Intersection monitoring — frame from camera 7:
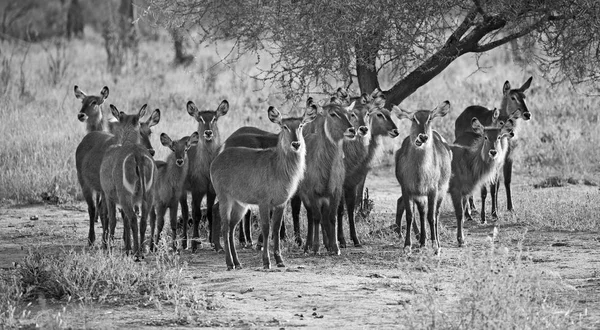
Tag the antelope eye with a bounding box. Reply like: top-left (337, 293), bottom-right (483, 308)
top-left (283, 125), bottom-right (290, 131)
top-left (484, 136), bottom-right (489, 140)
top-left (376, 113), bottom-right (383, 118)
top-left (329, 113), bottom-right (336, 117)
top-left (499, 121), bottom-right (505, 126)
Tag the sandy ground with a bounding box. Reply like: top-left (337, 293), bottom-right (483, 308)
top-left (0, 170), bottom-right (599, 328)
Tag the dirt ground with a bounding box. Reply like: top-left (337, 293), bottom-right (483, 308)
top-left (1, 170), bottom-right (599, 329)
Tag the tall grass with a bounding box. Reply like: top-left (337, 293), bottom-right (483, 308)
top-left (0, 28), bottom-right (598, 203)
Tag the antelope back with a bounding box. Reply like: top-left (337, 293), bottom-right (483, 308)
top-left (75, 85), bottom-right (109, 132)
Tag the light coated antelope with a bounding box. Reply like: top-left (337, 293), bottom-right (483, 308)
top-left (393, 101), bottom-right (452, 254)
top-left (181, 100), bottom-right (229, 251)
top-left (454, 77), bottom-right (532, 220)
top-left (149, 132), bottom-right (199, 251)
top-left (76, 106), bottom-right (160, 246)
top-left (99, 105), bottom-right (158, 259)
top-left (210, 106), bottom-right (317, 270)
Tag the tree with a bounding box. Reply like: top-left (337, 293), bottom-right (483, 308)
top-left (66, 0), bottom-right (84, 39)
top-left (149, 0), bottom-right (600, 105)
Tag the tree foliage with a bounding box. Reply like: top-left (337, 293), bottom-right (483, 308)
top-left (150, 0), bottom-right (600, 105)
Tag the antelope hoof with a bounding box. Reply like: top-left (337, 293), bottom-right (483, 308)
top-left (338, 239), bottom-right (347, 249)
top-left (403, 245), bottom-right (412, 255)
top-left (466, 215), bottom-right (474, 222)
top-left (276, 262), bottom-right (286, 268)
top-left (263, 264), bottom-right (271, 270)
top-left (491, 212), bottom-right (498, 219)
top-left (480, 219), bottom-right (487, 225)
top-left (295, 237), bottom-right (303, 247)
top-left (243, 243), bottom-right (253, 249)
top-left (354, 242), bottom-right (363, 248)
top-left (227, 266), bottom-right (234, 271)
top-left (457, 238), bottom-right (465, 247)
top-left (330, 246), bottom-right (341, 256)
top-left (214, 245), bottom-right (223, 253)
top-left (235, 264), bottom-right (243, 270)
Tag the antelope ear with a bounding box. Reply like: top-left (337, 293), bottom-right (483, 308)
top-left (492, 108), bottom-right (500, 120)
top-left (160, 133), bottom-right (172, 147)
top-left (432, 100), bottom-right (451, 119)
top-left (345, 101), bottom-right (356, 112)
top-left (109, 104), bottom-right (120, 120)
top-left (303, 104), bottom-right (318, 124)
top-left (503, 81), bottom-right (511, 95)
top-left (520, 76), bottom-right (532, 92)
top-left (188, 131), bottom-right (200, 147)
top-left (392, 105), bottom-right (411, 120)
top-left (186, 101), bottom-right (198, 117)
top-left (336, 87), bottom-right (348, 100)
top-left (216, 100), bottom-right (229, 117)
top-left (138, 104), bottom-right (148, 118)
top-left (267, 106), bottom-right (282, 125)
top-left (74, 85), bottom-right (86, 100)
top-left (471, 117), bottom-right (484, 133)
top-left (147, 109), bottom-right (161, 127)
top-left (99, 86), bottom-right (109, 103)
top-left (306, 97), bottom-right (315, 108)
top-left (330, 96), bottom-right (342, 105)
top-left (370, 88), bottom-right (383, 100)
top-left (360, 93), bottom-right (370, 105)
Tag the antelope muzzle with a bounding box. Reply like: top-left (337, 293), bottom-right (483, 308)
top-left (344, 127), bottom-right (356, 139)
top-left (415, 133), bottom-right (428, 147)
top-left (489, 149), bottom-right (498, 159)
top-left (204, 130), bottom-right (214, 141)
top-left (388, 129), bottom-right (399, 138)
top-left (358, 126), bottom-right (369, 137)
top-left (77, 113), bottom-right (87, 122)
top-left (523, 111), bottom-right (531, 120)
top-left (291, 141), bottom-right (301, 151)
top-left (176, 158), bottom-right (184, 167)
top-left (148, 148), bottom-right (156, 157)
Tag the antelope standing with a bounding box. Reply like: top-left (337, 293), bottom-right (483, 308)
top-left (76, 106), bottom-right (160, 246)
top-left (182, 100), bottom-right (229, 251)
top-left (297, 102), bottom-right (357, 255)
top-left (450, 118), bottom-right (514, 246)
top-left (100, 105), bottom-right (157, 259)
top-left (149, 132), bottom-right (199, 251)
top-left (454, 77), bottom-right (532, 221)
top-left (335, 90), bottom-right (399, 248)
top-left (210, 106), bottom-right (316, 270)
top-left (393, 101), bottom-right (452, 254)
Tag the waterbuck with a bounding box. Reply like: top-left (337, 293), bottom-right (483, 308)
top-left (298, 102), bottom-right (357, 255)
top-left (76, 106), bottom-right (160, 246)
top-left (149, 132), bottom-right (199, 251)
top-left (393, 101), bottom-right (452, 254)
top-left (100, 104), bottom-right (157, 259)
top-left (181, 100), bottom-right (229, 251)
top-left (335, 90), bottom-right (399, 248)
top-left (454, 77), bottom-right (532, 220)
top-left (210, 106), bottom-right (316, 270)
top-left (451, 118), bottom-right (514, 246)
top-left (74, 85), bottom-right (110, 133)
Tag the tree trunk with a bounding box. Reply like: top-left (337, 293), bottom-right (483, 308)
top-left (171, 29), bottom-right (193, 66)
top-left (355, 42), bottom-right (380, 95)
top-left (119, 0), bottom-right (138, 68)
top-left (66, 0), bottom-right (84, 39)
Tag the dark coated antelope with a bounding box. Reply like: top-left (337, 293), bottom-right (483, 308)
top-left (149, 132), bottom-right (199, 251)
top-left (298, 102), bottom-right (357, 255)
top-left (450, 118), bottom-right (514, 246)
top-left (454, 77), bottom-right (532, 221)
top-left (210, 106), bottom-right (316, 270)
top-left (74, 85), bottom-right (112, 133)
top-left (181, 100), bottom-right (229, 251)
top-left (100, 105), bottom-right (157, 259)
top-left (76, 106), bottom-right (160, 246)
top-left (335, 89), bottom-right (399, 248)
top-left (393, 101), bottom-right (452, 254)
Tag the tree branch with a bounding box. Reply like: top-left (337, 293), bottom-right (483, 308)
top-left (473, 14), bottom-right (553, 52)
top-left (446, 8), bottom-right (478, 45)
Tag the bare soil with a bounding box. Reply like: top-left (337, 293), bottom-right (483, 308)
top-left (1, 170), bottom-right (599, 329)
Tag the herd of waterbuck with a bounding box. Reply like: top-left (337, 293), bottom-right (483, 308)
top-left (74, 76), bottom-right (532, 270)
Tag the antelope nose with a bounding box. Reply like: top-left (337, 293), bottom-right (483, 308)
top-left (390, 129), bottom-right (399, 137)
top-left (359, 126), bottom-right (369, 136)
top-left (77, 113), bottom-right (86, 121)
top-left (348, 127), bottom-right (356, 135)
top-left (418, 134), bottom-right (429, 143)
top-left (176, 159), bottom-right (184, 167)
top-left (205, 130), bottom-right (213, 137)
top-left (489, 149), bottom-right (497, 157)
top-left (523, 112), bottom-right (531, 120)
top-left (291, 141), bottom-right (301, 150)
top-left (149, 149), bottom-right (155, 157)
